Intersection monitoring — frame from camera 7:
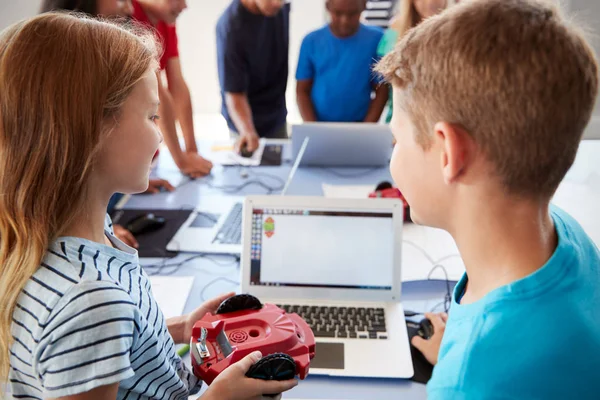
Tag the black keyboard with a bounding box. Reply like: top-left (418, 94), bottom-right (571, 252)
top-left (213, 203), bottom-right (243, 245)
top-left (277, 304), bottom-right (387, 340)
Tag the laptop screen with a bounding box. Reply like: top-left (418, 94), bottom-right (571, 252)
top-left (248, 207), bottom-right (394, 290)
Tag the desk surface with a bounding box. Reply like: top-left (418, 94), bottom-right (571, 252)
top-left (126, 139), bottom-right (600, 400)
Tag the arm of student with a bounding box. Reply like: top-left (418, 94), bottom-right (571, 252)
top-left (112, 225), bottom-right (138, 249)
top-left (157, 72), bottom-right (183, 164)
top-left (37, 281), bottom-right (136, 398)
top-left (411, 312), bottom-right (448, 365)
top-left (216, 25), bottom-right (259, 152)
top-left (165, 57), bottom-right (197, 153)
top-left (225, 92), bottom-right (260, 153)
top-left (296, 79), bottom-right (317, 122)
top-left (49, 383), bottom-right (119, 400)
top-left (157, 73), bottom-right (212, 178)
top-left (363, 84), bottom-right (389, 123)
top-left (295, 35), bottom-right (316, 123)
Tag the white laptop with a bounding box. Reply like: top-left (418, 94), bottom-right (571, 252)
top-left (291, 123), bottom-right (393, 167)
top-left (241, 196), bottom-right (414, 379)
top-left (167, 196), bottom-right (244, 254)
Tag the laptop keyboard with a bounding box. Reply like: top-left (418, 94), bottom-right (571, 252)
top-left (213, 203), bottom-right (243, 245)
top-left (277, 304), bottom-right (388, 340)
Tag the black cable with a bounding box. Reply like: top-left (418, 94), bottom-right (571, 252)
top-left (249, 171), bottom-right (286, 187)
top-left (143, 253), bottom-right (239, 276)
top-left (206, 179), bottom-right (283, 195)
top-left (427, 264), bottom-right (452, 313)
top-left (200, 277), bottom-right (240, 302)
top-left (141, 235), bottom-right (239, 276)
top-left (403, 240), bottom-right (458, 314)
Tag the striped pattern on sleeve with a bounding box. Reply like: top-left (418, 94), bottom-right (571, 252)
top-left (8, 214), bottom-right (200, 399)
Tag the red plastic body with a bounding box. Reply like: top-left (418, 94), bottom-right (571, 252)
top-left (190, 304), bottom-right (316, 385)
top-left (369, 188), bottom-right (411, 221)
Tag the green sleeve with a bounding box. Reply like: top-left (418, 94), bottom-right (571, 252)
top-left (377, 28), bottom-right (399, 57)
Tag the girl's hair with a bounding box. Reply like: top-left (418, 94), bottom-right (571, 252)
top-left (41, 0), bottom-right (99, 14)
top-left (0, 12), bottom-right (158, 385)
top-left (389, 0), bottom-right (422, 40)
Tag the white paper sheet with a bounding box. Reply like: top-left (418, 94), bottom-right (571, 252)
top-left (149, 276), bottom-right (194, 319)
top-left (322, 184), bottom-right (375, 199)
top-left (204, 139), bottom-right (266, 166)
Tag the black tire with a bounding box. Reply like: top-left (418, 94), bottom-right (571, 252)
top-left (246, 353), bottom-right (296, 381)
top-left (216, 294), bottom-right (262, 314)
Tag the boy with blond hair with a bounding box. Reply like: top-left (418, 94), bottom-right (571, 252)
top-left (375, 0), bottom-right (600, 398)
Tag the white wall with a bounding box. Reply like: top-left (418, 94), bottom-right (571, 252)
top-left (0, 0), bottom-right (598, 119)
top-left (568, 0), bottom-right (600, 116)
top-left (0, 0), bottom-right (41, 30)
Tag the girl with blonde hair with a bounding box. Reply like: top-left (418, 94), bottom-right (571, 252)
top-left (0, 13), bottom-right (296, 400)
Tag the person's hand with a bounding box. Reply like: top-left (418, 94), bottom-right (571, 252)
top-left (112, 224), bottom-right (138, 249)
top-left (235, 132), bottom-right (260, 153)
top-left (186, 142), bottom-right (199, 154)
top-left (182, 292), bottom-right (235, 343)
top-left (411, 312), bottom-right (447, 365)
top-left (177, 152), bottom-right (213, 178)
top-left (204, 351), bottom-right (298, 400)
top-left (144, 178), bottom-right (175, 194)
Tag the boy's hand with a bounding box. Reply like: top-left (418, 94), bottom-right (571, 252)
top-left (411, 312), bottom-right (448, 365)
top-left (205, 351), bottom-right (298, 400)
top-left (236, 132), bottom-right (260, 153)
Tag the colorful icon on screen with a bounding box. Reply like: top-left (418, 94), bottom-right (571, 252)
top-left (264, 217), bottom-right (275, 238)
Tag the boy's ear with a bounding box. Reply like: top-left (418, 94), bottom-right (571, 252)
top-left (434, 122), bottom-right (474, 185)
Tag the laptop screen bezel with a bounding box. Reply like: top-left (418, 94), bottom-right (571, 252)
top-left (241, 196), bottom-right (403, 302)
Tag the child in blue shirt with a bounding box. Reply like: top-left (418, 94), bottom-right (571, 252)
top-left (375, 0), bottom-right (600, 398)
top-left (296, 0), bottom-right (388, 123)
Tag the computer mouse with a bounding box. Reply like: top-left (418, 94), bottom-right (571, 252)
top-left (418, 318), bottom-right (434, 340)
top-left (406, 318), bottom-right (435, 384)
top-left (239, 143), bottom-right (254, 158)
top-left (127, 213), bottom-right (166, 236)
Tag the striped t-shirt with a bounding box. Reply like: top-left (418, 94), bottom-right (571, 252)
top-left (8, 215), bottom-right (200, 399)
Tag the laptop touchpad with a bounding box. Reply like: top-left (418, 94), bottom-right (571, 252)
top-left (311, 342), bottom-right (344, 369)
top-left (190, 213), bottom-right (220, 228)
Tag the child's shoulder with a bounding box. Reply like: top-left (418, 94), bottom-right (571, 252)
top-left (304, 25), bottom-right (331, 42)
top-left (15, 252), bottom-right (135, 344)
top-left (551, 206), bottom-right (597, 252)
top-left (32, 245), bottom-right (132, 301)
top-left (24, 230), bottom-right (139, 322)
top-left (360, 23), bottom-right (384, 39)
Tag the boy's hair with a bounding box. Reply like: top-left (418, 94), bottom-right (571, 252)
top-left (376, 0), bottom-right (599, 198)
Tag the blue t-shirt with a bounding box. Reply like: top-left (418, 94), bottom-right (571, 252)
top-left (429, 207), bottom-right (600, 399)
top-left (295, 24), bottom-right (383, 122)
top-left (216, 0), bottom-right (289, 137)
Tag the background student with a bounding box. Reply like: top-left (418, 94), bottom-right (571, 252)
top-left (217, 0), bottom-right (291, 153)
top-left (296, 0), bottom-right (388, 123)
